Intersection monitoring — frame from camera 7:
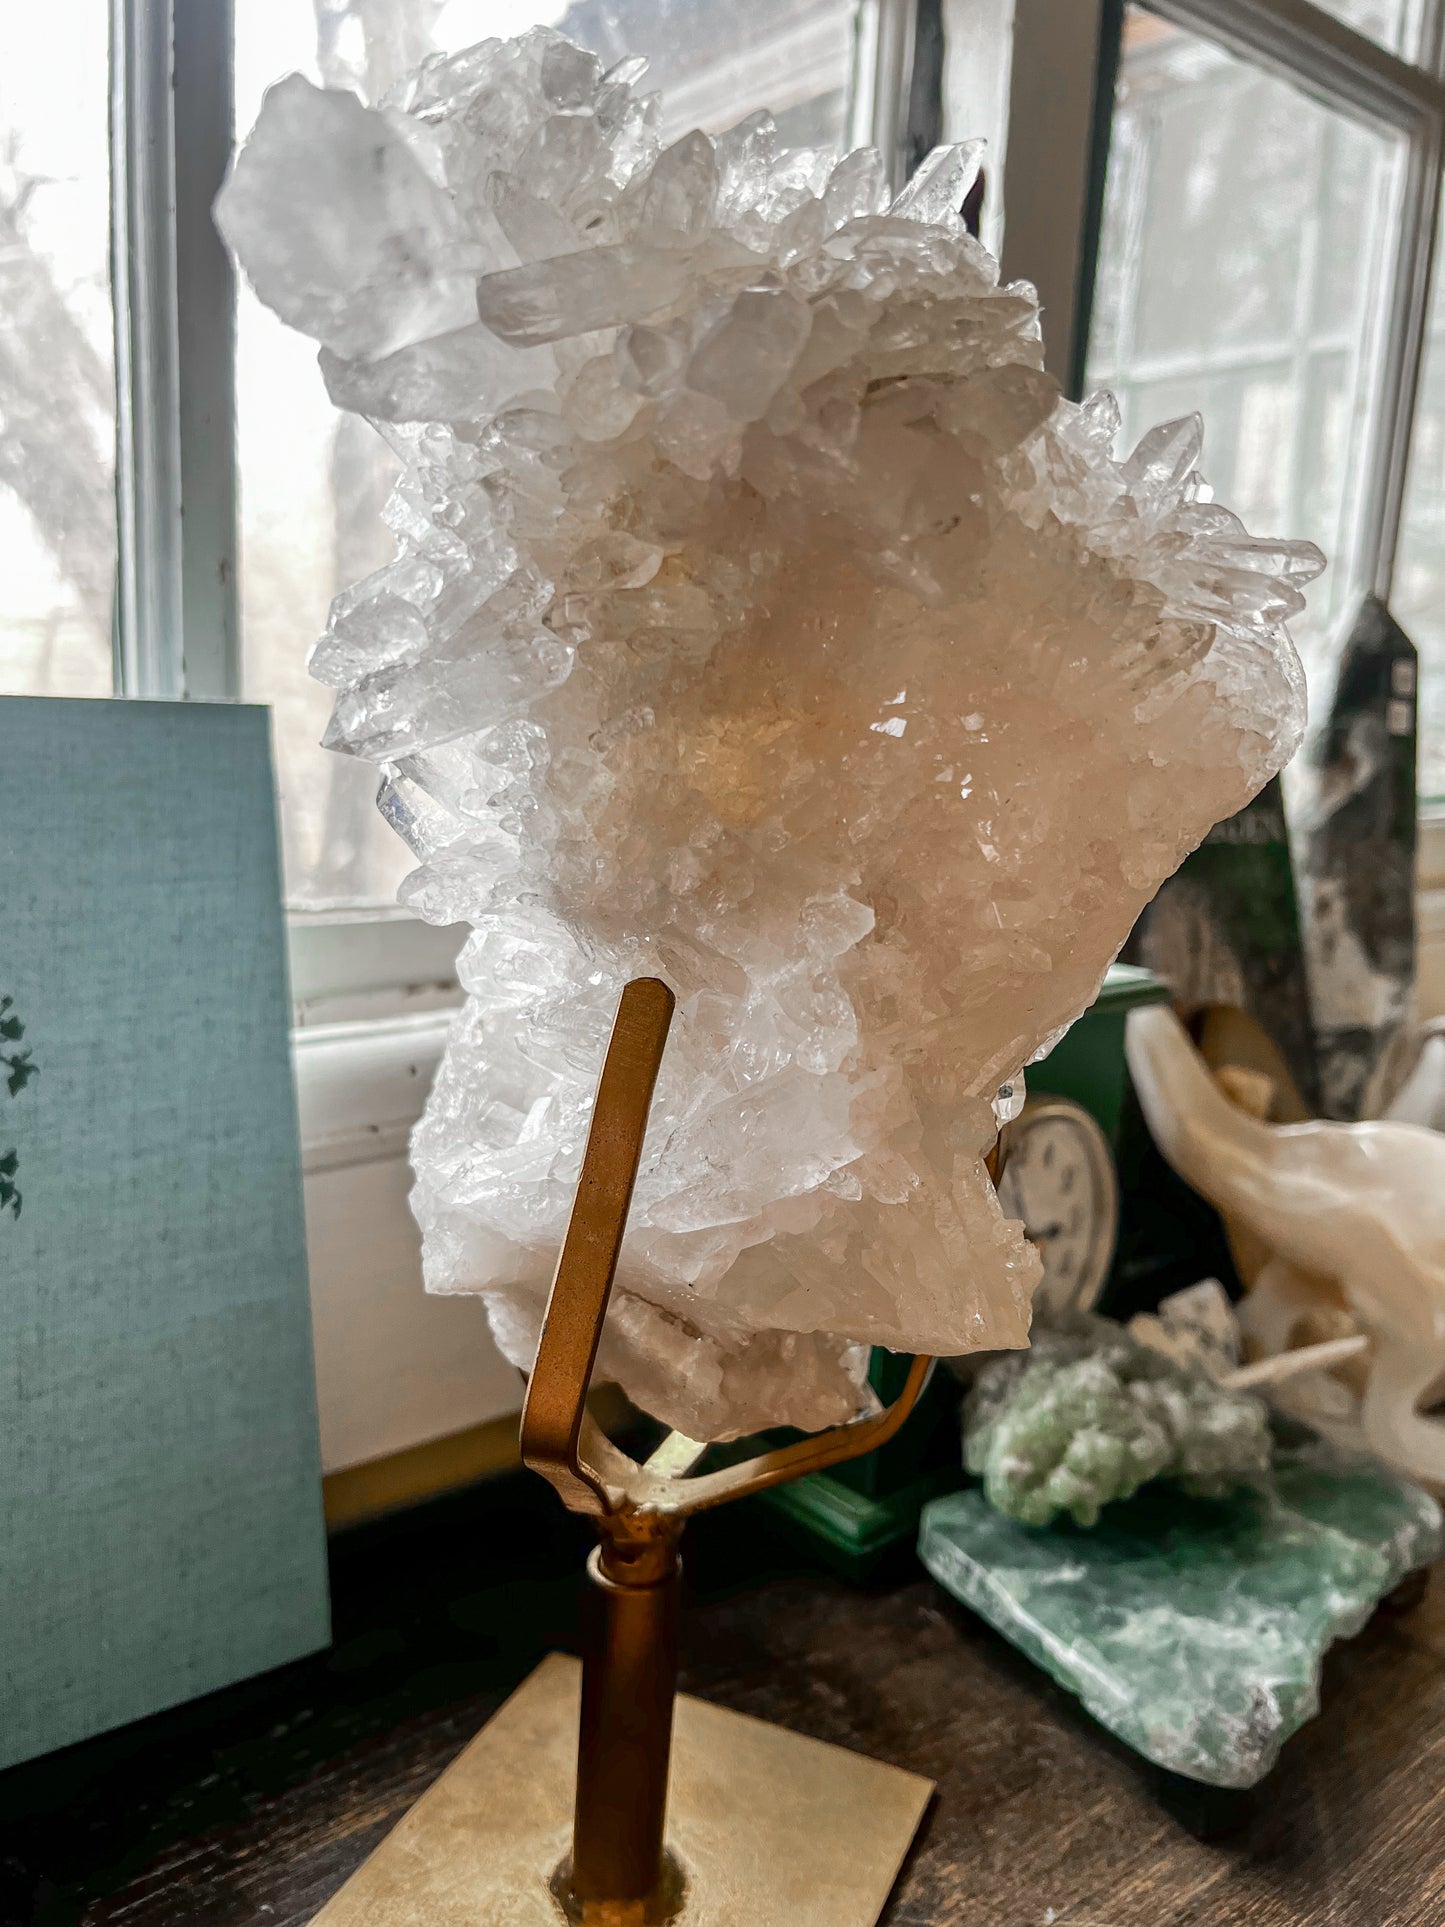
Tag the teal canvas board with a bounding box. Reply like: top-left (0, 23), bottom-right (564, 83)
top-left (0, 697), bottom-right (329, 1769)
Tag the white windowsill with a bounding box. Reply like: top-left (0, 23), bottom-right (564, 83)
top-left (292, 1008), bottom-right (454, 1175)
top-left (286, 910), bottom-right (466, 1028)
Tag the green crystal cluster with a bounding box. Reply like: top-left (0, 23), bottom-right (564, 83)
top-left (963, 1314), bottom-right (1271, 1527)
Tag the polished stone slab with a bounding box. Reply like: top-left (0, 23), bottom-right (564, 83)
top-left (919, 1434), bottom-right (1441, 1787)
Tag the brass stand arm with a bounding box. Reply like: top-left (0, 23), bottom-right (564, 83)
top-left (520, 979), bottom-right (938, 1922)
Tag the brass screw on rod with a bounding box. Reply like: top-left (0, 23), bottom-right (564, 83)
top-left (521, 978), bottom-right (935, 1925)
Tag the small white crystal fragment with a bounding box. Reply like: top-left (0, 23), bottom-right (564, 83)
top-left (993, 1079), bottom-right (1026, 1129)
top-left (639, 131), bottom-right (720, 242)
top-left (319, 325), bottom-right (554, 424)
top-left (824, 147), bottom-right (888, 229)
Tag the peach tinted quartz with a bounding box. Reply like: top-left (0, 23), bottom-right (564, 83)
top-left (217, 30), bottom-right (1320, 1439)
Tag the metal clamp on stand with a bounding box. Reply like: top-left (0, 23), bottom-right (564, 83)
top-left (521, 977), bottom-right (934, 1924)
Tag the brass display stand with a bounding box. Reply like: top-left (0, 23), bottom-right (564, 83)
top-left (312, 977), bottom-right (935, 1926)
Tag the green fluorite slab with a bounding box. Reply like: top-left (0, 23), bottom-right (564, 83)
top-left (919, 1434), bottom-right (1441, 1787)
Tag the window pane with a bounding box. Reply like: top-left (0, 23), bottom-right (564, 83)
top-left (0, 2), bottom-right (114, 698)
top-left (1394, 201), bottom-right (1445, 800)
top-left (1312, 0), bottom-right (1429, 59)
top-left (236, 0), bottom-right (858, 909)
top-left (1087, 7), bottom-right (1400, 710)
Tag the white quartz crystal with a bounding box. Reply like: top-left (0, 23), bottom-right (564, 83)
top-left (217, 31), bottom-right (1321, 1440)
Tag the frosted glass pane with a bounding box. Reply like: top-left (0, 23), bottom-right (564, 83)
top-left (1087, 7), bottom-right (1399, 709)
top-left (236, 0), bottom-right (858, 909)
top-left (1312, 0), bottom-right (1428, 58)
top-left (0, 2), bottom-right (114, 699)
top-left (1395, 202), bottom-right (1445, 800)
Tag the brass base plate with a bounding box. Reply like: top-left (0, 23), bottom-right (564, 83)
top-left (310, 1652), bottom-right (933, 1926)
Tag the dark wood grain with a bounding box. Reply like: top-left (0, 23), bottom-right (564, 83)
top-left (1, 1471), bottom-right (1440, 1927)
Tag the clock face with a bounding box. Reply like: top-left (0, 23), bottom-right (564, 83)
top-left (995, 1096), bottom-right (1119, 1319)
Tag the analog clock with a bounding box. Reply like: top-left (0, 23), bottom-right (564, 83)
top-left (995, 1095), bottom-right (1120, 1319)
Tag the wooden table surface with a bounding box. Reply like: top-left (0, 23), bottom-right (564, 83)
top-left (2, 1469), bottom-right (1441, 1927)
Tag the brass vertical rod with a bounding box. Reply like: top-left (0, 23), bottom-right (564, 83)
top-left (522, 977), bottom-right (946, 1916)
top-left (571, 1537), bottom-right (682, 1912)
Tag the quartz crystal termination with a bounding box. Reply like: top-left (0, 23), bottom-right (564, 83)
top-left (216, 31), bottom-right (1322, 1441)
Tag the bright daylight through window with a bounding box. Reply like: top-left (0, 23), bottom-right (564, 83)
top-left (0, 1), bottom-right (115, 700)
top-left (235, 0), bottom-right (861, 907)
top-left (1312, 0), bottom-right (1431, 55)
top-left (1398, 193), bottom-right (1445, 798)
top-left (1087, 6), bottom-right (1401, 708)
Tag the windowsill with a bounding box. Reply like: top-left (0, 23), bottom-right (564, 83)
top-left (292, 1008), bottom-right (454, 1176)
top-left (287, 910), bottom-right (465, 1028)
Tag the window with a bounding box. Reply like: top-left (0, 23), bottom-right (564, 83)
top-left (0, 1), bottom-right (115, 699)
top-left (994, 0), bottom-right (1445, 807)
top-left (1, 0), bottom-right (918, 1008)
top-left (1398, 194), bottom-right (1445, 798)
top-left (13, 1), bottom-right (1445, 953)
top-left (1086, 9), bottom-right (1403, 696)
top-left (1315, 0), bottom-right (1430, 55)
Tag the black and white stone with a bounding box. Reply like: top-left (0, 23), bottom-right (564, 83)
top-left (1123, 776), bottom-right (1319, 1112)
top-left (1296, 595), bottom-right (1418, 1121)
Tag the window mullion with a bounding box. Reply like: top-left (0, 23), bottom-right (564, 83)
top-left (1421, 0), bottom-right (1445, 81)
top-left (173, 0), bottom-right (239, 703)
top-left (849, 0), bottom-right (920, 189)
top-left (110, 0), bottom-right (183, 699)
top-left (111, 0), bottom-right (238, 703)
top-left (1370, 111), bottom-right (1445, 596)
top-left (989, 0), bottom-right (1116, 393)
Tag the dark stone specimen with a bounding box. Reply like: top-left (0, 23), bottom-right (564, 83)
top-left (1123, 775), bottom-right (1318, 1110)
top-left (1297, 594), bottom-right (1418, 1119)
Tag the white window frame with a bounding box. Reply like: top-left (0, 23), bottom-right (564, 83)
top-left (111, 0), bottom-right (237, 704)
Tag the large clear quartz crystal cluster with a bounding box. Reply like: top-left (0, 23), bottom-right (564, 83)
top-left (217, 31), bottom-right (1322, 1441)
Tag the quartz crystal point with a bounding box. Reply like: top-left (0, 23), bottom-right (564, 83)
top-left (216, 31), bottom-right (1322, 1441)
